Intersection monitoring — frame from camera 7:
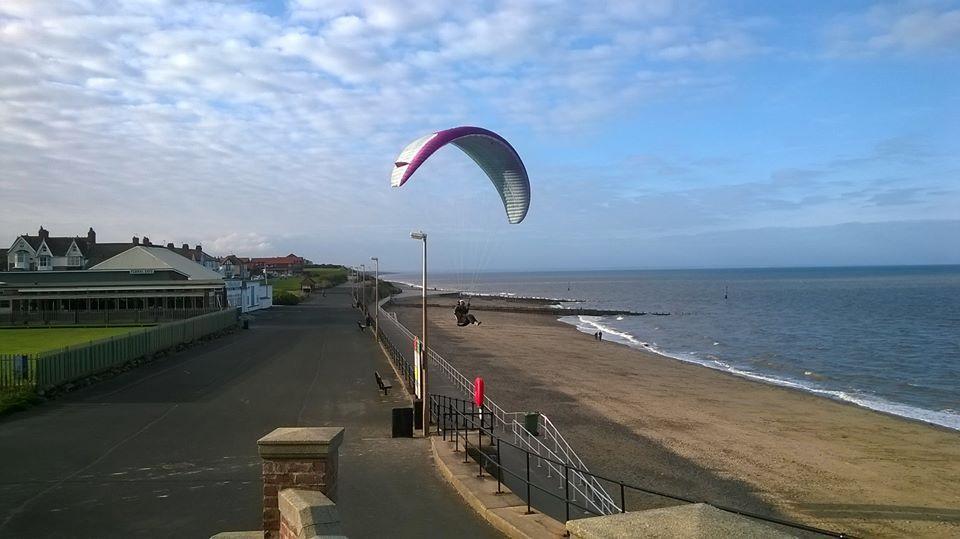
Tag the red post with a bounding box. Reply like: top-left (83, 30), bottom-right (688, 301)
top-left (474, 377), bottom-right (484, 408)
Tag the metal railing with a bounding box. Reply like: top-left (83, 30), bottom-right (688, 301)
top-left (0, 308), bottom-right (240, 390)
top-left (376, 303), bottom-right (619, 515)
top-left (432, 394), bottom-right (851, 537)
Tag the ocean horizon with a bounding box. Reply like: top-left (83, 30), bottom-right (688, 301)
top-left (388, 265), bottom-right (960, 431)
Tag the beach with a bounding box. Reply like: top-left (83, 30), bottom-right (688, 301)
top-left (388, 293), bottom-right (960, 538)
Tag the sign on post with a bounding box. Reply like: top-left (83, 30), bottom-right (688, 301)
top-left (413, 337), bottom-right (422, 399)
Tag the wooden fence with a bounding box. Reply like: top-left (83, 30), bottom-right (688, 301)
top-left (0, 309), bottom-right (240, 391)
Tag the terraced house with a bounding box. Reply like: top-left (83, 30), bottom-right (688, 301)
top-left (4, 226), bottom-right (130, 271)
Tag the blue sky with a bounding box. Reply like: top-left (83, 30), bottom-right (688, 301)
top-left (1, 1), bottom-right (957, 270)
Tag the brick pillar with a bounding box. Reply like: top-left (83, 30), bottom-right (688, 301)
top-left (257, 427), bottom-right (344, 539)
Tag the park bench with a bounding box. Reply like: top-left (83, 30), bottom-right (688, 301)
top-left (374, 371), bottom-right (392, 395)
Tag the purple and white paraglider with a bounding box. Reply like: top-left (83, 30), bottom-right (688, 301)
top-left (391, 126), bottom-right (530, 224)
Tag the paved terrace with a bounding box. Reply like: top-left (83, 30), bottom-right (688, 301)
top-left (0, 287), bottom-right (497, 538)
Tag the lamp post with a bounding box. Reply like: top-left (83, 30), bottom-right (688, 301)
top-left (360, 264), bottom-right (366, 312)
top-left (410, 230), bottom-right (428, 433)
top-left (371, 256), bottom-right (379, 341)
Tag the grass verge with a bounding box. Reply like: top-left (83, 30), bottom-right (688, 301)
top-left (0, 327), bottom-right (141, 355)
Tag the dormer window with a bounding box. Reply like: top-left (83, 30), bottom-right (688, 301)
top-left (38, 255), bottom-right (51, 269)
top-left (68, 256), bottom-right (83, 266)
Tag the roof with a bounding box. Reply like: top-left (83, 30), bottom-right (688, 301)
top-left (90, 246), bottom-right (225, 281)
top-left (0, 269), bottom-right (187, 285)
top-left (13, 235), bottom-right (88, 256)
top-left (250, 255), bottom-right (305, 265)
top-left (86, 242), bottom-right (136, 266)
top-left (222, 255), bottom-right (245, 265)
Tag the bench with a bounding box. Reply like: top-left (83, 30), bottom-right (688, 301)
top-left (357, 320), bottom-right (367, 331)
top-left (374, 371), bottom-right (393, 395)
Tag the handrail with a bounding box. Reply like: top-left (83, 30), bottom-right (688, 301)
top-left (432, 394), bottom-right (852, 538)
top-left (377, 304), bottom-right (618, 514)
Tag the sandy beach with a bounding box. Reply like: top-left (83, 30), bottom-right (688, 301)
top-left (388, 293), bottom-right (960, 538)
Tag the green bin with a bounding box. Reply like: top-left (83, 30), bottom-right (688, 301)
top-left (523, 412), bottom-right (540, 436)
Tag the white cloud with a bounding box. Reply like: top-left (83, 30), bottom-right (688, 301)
top-left (0, 0), bottom-right (763, 258)
top-left (826, 2), bottom-right (960, 56)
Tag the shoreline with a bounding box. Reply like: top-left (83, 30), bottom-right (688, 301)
top-left (390, 285), bottom-right (958, 432)
top-left (564, 316), bottom-right (960, 435)
top-left (558, 313), bottom-right (960, 433)
top-left (387, 291), bottom-right (960, 537)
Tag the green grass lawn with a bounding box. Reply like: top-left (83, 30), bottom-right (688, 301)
top-left (270, 276), bottom-right (304, 294)
top-left (0, 327), bottom-right (141, 355)
top-left (270, 267), bottom-right (348, 297)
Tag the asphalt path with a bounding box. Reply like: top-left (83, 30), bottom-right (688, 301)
top-left (0, 286), bottom-right (498, 538)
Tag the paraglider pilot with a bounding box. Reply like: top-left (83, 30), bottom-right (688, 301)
top-left (455, 300), bottom-right (481, 326)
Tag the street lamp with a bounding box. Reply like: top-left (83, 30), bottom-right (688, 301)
top-left (371, 256), bottom-right (379, 341)
top-left (360, 264), bottom-right (366, 312)
top-left (410, 230), bottom-right (428, 433)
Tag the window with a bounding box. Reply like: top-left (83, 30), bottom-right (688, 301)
top-left (15, 251), bottom-right (27, 264)
top-left (68, 256), bottom-right (82, 266)
top-left (38, 256), bottom-right (51, 268)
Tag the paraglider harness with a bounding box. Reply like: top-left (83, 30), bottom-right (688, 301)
top-left (455, 300), bottom-right (480, 326)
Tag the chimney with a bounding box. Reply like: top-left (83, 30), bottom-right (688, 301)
top-left (143, 237), bottom-right (151, 246)
top-left (38, 226), bottom-right (49, 242)
top-left (195, 244), bottom-right (202, 255)
top-left (87, 227), bottom-right (96, 245)
top-left (182, 243), bottom-right (189, 251)
top-left (132, 236), bottom-right (139, 245)
top-left (166, 242), bottom-right (175, 249)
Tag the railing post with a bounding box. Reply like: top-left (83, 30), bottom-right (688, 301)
top-left (620, 481), bottom-right (626, 513)
top-left (496, 438), bottom-right (502, 494)
top-left (477, 426), bottom-right (483, 478)
top-left (525, 451), bottom-right (533, 514)
top-left (565, 464), bottom-right (570, 523)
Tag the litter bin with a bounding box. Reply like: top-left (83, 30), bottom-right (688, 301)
top-left (242, 319), bottom-right (250, 330)
top-left (413, 400), bottom-right (423, 430)
top-left (392, 407), bottom-right (414, 438)
top-left (523, 412), bottom-right (540, 437)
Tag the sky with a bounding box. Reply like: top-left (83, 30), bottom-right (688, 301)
top-left (1, 0), bottom-right (958, 271)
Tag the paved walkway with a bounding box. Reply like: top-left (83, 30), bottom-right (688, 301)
top-left (0, 287), bottom-right (498, 538)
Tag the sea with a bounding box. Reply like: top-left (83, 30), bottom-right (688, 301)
top-left (389, 266), bottom-right (960, 430)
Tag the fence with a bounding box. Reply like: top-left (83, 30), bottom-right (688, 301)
top-left (433, 394), bottom-right (850, 537)
top-left (0, 308), bottom-right (240, 391)
top-left (374, 302), bottom-right (619, 515)
top-left (0, 308), bottom-right (220, 327)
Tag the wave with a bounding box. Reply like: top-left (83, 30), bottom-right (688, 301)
top-left (558, 315), bottom-right (960, 431)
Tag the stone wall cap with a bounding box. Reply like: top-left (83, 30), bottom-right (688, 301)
top-left (280, 488), bottom-right (342, 538)
top-left (258, 427), bottom-right (344, 458)
top-left (566, 503), bottom-right (796, 539)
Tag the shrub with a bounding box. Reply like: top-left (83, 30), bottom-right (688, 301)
top-left (273, 292), bottom-right (301, 305)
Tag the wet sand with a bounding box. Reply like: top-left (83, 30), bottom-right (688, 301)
top-left (389, 294), bottom-right (960, 538)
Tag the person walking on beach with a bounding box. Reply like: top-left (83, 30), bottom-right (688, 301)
top-left (597, 331), bottom-right (603, 341)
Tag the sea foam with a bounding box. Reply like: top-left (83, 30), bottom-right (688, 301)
top-left (559, 314), bottom-right (960, 431)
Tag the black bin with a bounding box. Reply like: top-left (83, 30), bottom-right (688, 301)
top-left (242, 319), bottom-right (250, 329)
top-left (413, 400), bottom-right (423, 430)
top-left (392, 407), bottom-right (414, 438)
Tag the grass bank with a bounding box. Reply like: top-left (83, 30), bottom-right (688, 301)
top-left (0, 327), bottom-right (141, 355)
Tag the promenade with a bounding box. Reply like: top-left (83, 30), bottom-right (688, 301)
top-left (0, 287), bottom-right (497, 538)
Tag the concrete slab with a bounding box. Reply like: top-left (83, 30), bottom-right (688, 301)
top-left (566, 503), bottom-right (798, 539)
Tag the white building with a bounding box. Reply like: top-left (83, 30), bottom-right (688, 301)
top-left (225, 279), bottom-right (272, 313)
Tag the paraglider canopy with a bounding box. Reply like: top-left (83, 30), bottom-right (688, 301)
top-left (391, 126), bottom-right (530, 224)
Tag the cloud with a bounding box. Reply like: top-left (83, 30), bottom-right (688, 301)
top-left (826, 2), bottom-right (960, 56)
top-left (0, 0), bottom-right (764, 258)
